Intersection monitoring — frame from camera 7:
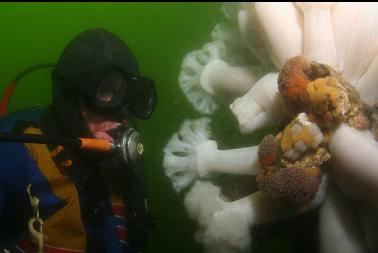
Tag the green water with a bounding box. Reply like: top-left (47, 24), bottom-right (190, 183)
top-left (0, 3), bottom-right (318, 253)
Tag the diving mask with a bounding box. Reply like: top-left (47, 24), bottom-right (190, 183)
top-left (79, 68), bottom-right (157, 121)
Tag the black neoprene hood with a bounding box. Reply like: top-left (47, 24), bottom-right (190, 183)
top-left (51, 29), bottom-right (157, 138)
top-left (52, 28), bottom-right (157, 124)
top-left (53, 28), bottom-right (140, 86)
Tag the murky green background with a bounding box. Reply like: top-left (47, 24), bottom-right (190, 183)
top-left (0, 3), bottom-right (318, 253)
top-left (0, 2), bottom-right (221, 252)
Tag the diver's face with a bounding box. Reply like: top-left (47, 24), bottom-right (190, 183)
top-left (79, 70), bottom-right (131, 142)
top-left (80, 100), bottom-right (124, 142)
top-left (95, 70), bottom-right (127, 109)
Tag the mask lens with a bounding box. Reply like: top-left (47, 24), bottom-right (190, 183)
top-left (128, 76), bottom-right (157, 119)
top-left (84, 70), bottom-right (156, 121)
top-left (96, 70), bottom-right (126, 107)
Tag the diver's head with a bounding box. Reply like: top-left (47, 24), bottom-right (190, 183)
top-left (51, 29), bottom-right (157, 138)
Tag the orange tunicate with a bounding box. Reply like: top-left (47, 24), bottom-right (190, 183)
top-left (258, 134), bottom-right (281, 169)
top-left (306, 167), bottom-right (322, 178)
top-left (278, 56), bottom-right (311, 106)
top-left (260, 153), bottom-right (278, 167)
top-left (306, 77), bottom-right (343, 126)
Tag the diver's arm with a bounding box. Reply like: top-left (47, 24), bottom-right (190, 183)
top-left (0, 185), bottom-right (4, 217)
top-left (0, 142), bottom-right (30, 183)
top-left (0, 142), bottom-right (32, 246)
top-left (0, 142), bottom-right (30, 211)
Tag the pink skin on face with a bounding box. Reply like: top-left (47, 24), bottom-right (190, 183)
top-left (80, 102), bottom-right (123, 142)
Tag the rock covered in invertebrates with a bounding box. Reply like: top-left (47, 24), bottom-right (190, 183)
top-left (278, 56), bottom-right (312, 107)
top-left (258, 134), bottom-right (281, 168)
top-left (278, 56), bottom-right (368, 129)
top-left (281, 147), bottom-right (331, 172)
top-left (276, 113), bottom-right (324, 161)
top-left (256, 147), bottom-right (330, 207)
top-left (257, 166), bottom-right (321, 207)
top-left (256, 147), bottom-right (331, 208)
top-left (257, 125), bottom-right (330, 207)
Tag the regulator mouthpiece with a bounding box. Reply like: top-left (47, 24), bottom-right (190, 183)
top-left (113, 128), bottom-right (144, 164)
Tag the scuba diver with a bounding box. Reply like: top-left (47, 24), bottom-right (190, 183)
top-left (0, 29), bottom-right (157, 253)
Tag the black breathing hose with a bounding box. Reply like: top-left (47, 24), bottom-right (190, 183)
top-left (0, 132), bottom-right (81, 148)
top-left (14, 63), bottom-right (56, 82)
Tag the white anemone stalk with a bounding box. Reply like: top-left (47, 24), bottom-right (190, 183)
top-left (197, 140), bottom-right (260, 177)
top-left (356, 54), bottom-right (378, 107)
top-left (325, 124), bottom-right (378, 253)
top-left (221, 2), bottom-right (245, 23)
top-left (332, 2), bottom-right (360, 72)
top-left (329, 124), bottom-right (378, 207)
top-left (254, 2), bottom-right (303, 70)
top-left (179, 41), bottom-right (227, 115)
top-left (342, 3), bottom-right (378, 85)
top-left (179, 17), bottom-right (260, 115)
top-left (238, 8), bottom-right (274, 69)
top-left (229, 73), bottom-right (283, 134)
top-left (297, 2), bottom-right (338, 69)
top-left (164, 118), bottom-right (211, 192)
top-left (164, 118), bottom-right (261, 192)
top-left (185, 177), bottom-right (328, 253)
top-left (200, 59), bottom-right (263, 96)
top-left (319, 188), bottom-right (369, 253)
top-left (211, 23), bottom-right (246, 56)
